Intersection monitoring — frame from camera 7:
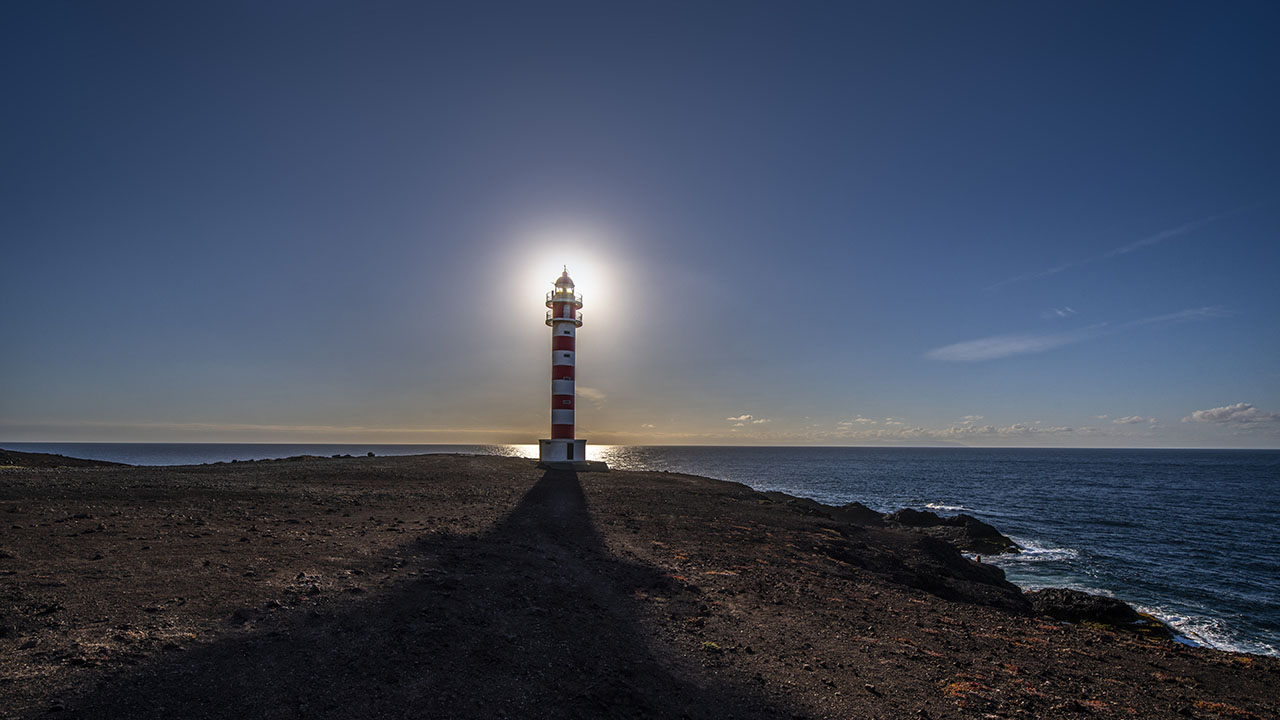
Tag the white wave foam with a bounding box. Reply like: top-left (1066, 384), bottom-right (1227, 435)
top-left (1136, 605), bottom-right (1279, 657)
top-left (1015, 581), bottom-right (1116, 597)
top-left (925, 503), bottom-right (970, 512)
top-left (1003, 536), bottom-right (1080, 562)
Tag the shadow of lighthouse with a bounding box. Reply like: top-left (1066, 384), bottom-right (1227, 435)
top-left (71, 470), bottom-right (789, 719)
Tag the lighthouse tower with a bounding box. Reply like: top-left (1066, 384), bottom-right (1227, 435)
top-left (539, 268), bottom-right (589, 466)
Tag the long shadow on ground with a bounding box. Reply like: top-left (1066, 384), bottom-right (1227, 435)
top-left (70, 470), bottom-right (789, 719)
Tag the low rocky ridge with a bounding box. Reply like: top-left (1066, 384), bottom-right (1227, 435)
top-left (764, 495), bottom-right (1019, 556)
top-left (0, 449), bottom-right (383, 471)
top-left (0, 449), bottom-right (128, 469)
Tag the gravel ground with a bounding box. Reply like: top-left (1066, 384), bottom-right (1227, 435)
top-left (1, 452), bottom-right (1276, 719)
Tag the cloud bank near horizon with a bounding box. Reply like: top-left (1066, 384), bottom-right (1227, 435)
top-left (6, 402), bottom-right (1278, 447)
top-left (1183, 402), bottom-right (1279, 426)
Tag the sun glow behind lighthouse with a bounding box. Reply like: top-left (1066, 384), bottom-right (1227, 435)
top-left (498, 224), bottom-right (634, 348)
top-left (524, 254), bottom-right (613, 322)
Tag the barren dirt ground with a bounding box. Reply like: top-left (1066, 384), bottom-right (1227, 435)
top-left (1, 454), bottom-right (1276, 719)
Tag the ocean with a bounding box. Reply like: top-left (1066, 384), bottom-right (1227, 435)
top-left (5, 442), bottom-right (1278, 657)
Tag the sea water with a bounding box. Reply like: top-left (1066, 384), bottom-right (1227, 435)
top-left (5, 443), bottom-right (1278, 656)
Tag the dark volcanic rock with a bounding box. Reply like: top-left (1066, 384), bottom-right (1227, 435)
top-left (885, 508), bottom-right (944, 527)
top-left (775, 494), bottom-right (886, 526)
top-left (834, 501), bottom-right (884, 526)
top-left (884, 509), bottom-right (1019, 555)
top-left (782, 497), bottom-right (832, 518)
top-left (891, 536), bottom-right (1032, 614)
top-left (1027, 588), bottom-right (1173, 640)
top-left (1028, 588), bottom-right (1138, 623)
top-left (773, 499), bottom-right (1018, 554)
top-left (944, 514), bottom-right (1020, 554)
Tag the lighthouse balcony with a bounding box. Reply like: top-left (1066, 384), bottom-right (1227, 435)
top-left (546, 310), bottom-right (583, 327)
top-left (546, 291), bottom-right (584, 308)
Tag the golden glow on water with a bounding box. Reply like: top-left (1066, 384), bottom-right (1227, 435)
top-left (506, 443), bottom-right (538, 458)
top-left (502, 443), bottom-right (615, 462)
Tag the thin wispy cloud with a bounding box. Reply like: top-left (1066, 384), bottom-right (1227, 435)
top-left (986, 261), bottom-right (1081, 291)
top-left (1041, 307), bottom-right (1076, 320)
top-left (985, 208), bottom-right (1245, 292)
top-left (1103, 213), bottom-right (1230, 257)
top-left (577, 386), bottom-right (607, 408)
top-left (926, 325), bottom-right (1105, 362)
top-left (1112, 416), bottom-right (1152, 424)
top-left (1124, 306), bottom-right (1232, 327)
top-left (926, 307), bottom-right (1228, 362)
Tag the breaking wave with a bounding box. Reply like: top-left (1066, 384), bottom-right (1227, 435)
top-left (924, 502), bottom-right (970, 512)
top-left (1136, 605), bottom-right (1279, 657)
top-left (1003, 536), bottom-right (1080, 563)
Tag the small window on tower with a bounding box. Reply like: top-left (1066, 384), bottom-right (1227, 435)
top-left (562, 376), bottom-right (571, 381)
top-left (562, 353), bottom-right (570, 358)
top-left (562, 400), bottom-right (571, 405)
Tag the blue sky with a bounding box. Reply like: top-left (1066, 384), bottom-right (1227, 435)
top-left (2, 1), bottom-right (1278, 447)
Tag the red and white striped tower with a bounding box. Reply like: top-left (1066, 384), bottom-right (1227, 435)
top-left (538, 268), bottom-right (587, 464)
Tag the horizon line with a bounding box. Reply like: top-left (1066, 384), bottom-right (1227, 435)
top-left (4, 441), bottom-right (1277, 451)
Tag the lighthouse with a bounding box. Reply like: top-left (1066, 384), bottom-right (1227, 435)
top-left (538, 268), bottom-right (591, 467)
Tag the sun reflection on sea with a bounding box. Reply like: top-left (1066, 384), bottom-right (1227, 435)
top-left (500, 444), bottom-right (616, 463)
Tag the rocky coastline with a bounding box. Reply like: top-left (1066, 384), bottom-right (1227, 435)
top-left (760, 492), bottom-right (1170, 639)
top-left (1, 450), bottom-right (1275, 718)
